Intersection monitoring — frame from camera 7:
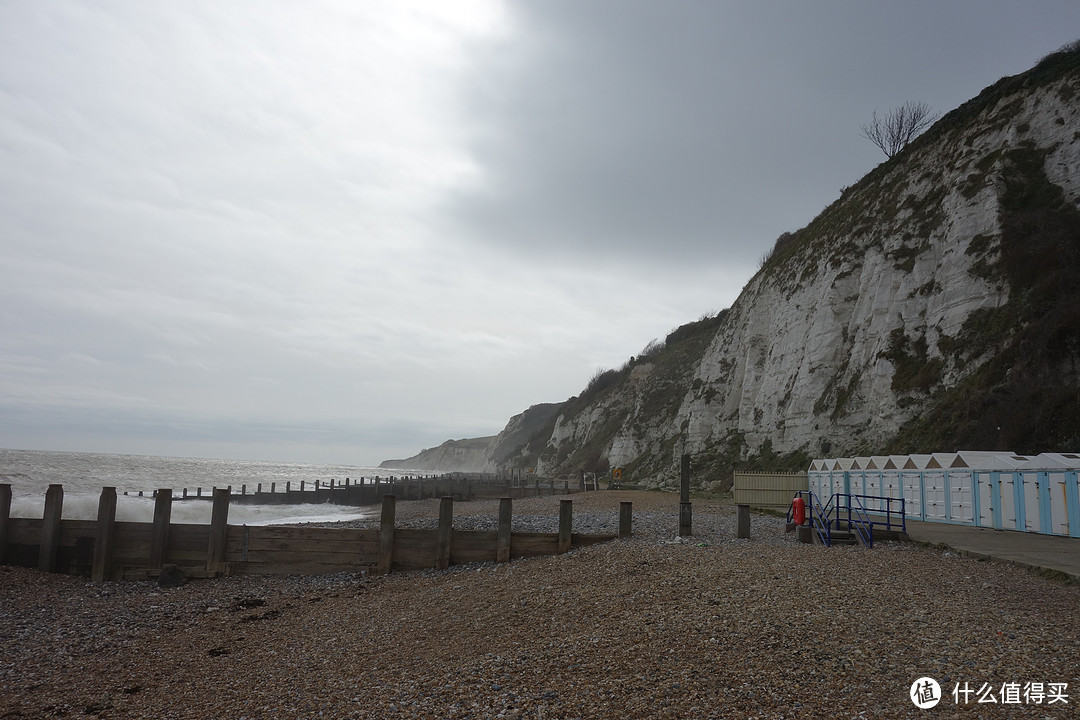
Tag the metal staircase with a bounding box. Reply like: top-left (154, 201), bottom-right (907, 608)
top-left (787, 491), bottom-right (906, 548)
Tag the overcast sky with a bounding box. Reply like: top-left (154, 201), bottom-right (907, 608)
top-left (2, 1), bottom-right (1078, 466)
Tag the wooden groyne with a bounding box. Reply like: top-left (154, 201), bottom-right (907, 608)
top-left (0, 484), bottom-right (629, 582)
top-left (158, 472), bottom-right (583, 506)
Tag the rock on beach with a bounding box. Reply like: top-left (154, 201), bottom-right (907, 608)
top-left (1, 491), bottom-right (1077, 719)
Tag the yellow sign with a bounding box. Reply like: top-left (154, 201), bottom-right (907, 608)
top-left (613, 468), bottom-right (623, 480)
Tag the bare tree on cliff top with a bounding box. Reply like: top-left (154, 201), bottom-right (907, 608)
top-left (861, 100), bottom-right (939, 158)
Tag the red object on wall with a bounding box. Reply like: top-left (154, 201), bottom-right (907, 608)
top-left (792, 496), bottom-right (806, 526)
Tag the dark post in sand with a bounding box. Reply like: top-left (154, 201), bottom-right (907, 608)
top-left (679, 454), bottom-right (692, 537)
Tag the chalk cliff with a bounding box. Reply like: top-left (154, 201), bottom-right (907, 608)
top-left (385, 44), bottom-right (1080, 488)
top-left (380, 403), bottom-right (562, 473)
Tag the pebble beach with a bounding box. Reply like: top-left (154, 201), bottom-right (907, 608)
top-left (2, 490), bottom-right (1078, 719)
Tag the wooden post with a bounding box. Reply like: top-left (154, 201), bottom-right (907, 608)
top-left (91, 487), bottom-right (117, 582)
top-left (149, 489), bottom-right (172, 569)
top-left (39, 484), bottom-right (64, 572)
top-left (436, 496), bottom-right (453, 571)
top-left (680, 454), bottom-right (691, 503)
top-left (497, 497), bottom-right (512, 563)
top-left (377, 495), bottom-right (396, 575)
top-left (737, 503), bottom-right (751, 539)
top-left (679, 454), bottom-right (692, 537)
top-left (207, 488), bottom-right (230, 572)
top-left (679, 501), bottom-right (692, 538)
top-left (619, 501), bottom-right (633, 538)
top-left (0, 484), bottom-right (10, 563)
top-left (558, 499), bottom-right (572, 554)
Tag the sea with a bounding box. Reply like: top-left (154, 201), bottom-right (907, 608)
top-left (0, 448), bottom-right (424, 526)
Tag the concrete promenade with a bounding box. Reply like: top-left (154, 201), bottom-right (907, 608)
top-left (903, 519), bottom-right (1080, 581)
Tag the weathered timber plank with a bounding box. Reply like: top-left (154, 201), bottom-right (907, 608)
top-left (449, 529), bottom-right (498, 564)
top-left (122, 566), bottom-right (227, 581)
top-left (449, 530), bottom-right (498, 550)
top-left (571, 533), bottom-right (618, 548)
top-left (226, 549), bottom-right (379, 565)
top-left (230, 561), bottom-right (376, 576)
top-left (558, 499), bottom-right (572, 554)
top-left (376, 494), bottom-right (395, 576)
top-left (150, 489), bottom-right (172, 569)
top-left (497, 497), bottom-right (512, 563)
top-left (0, 484), bottom-right (10, 562)
top-left (207, 488), bottom-right (230, 571)
top-left (436, 497), bottom-right (452, 571)
top-left (229, 541), bottom-right (381, 558)
top-left (39, 485), bottom-right (63, 572)
top-left (7, 518), bottom-right (40, 544)
top-left (224, 535), bottom-right (376, 553)
top-left (109, 523), bottom-right (153, 565)
top-left (393, 528), bottom-right (436, 542)
top-left (228, 526), bottom-right (376, 542)
top-left (163, 550), bottom-right (206, 566)
top-left (167, 524), bottom-right (212, 552)
top-left (58, 520), bottom-right (99, 544)
top-left (91, 489), bottom-right (116, 583)
top-left (223, 527), bottom-right (375, 552)
top-left (392, 551), bottom-right (436, 568)
top-left (510, 532), bottom-right (559, 558)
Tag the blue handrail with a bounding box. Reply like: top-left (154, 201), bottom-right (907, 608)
top-left (789, 490), bottom-right (834, 546)
top-left (835, 493), bottom-right (874, 548)
top-left (789, 491), bottom-right (905, 547)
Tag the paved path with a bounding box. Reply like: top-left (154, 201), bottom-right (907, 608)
top-left (903, 519), bottom-right (1080, 581)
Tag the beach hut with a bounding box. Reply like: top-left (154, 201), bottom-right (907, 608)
top-left (919, 455), bottom-right (949, 522)
top-left (1037, 453), bottom-right (1080, 538)
top-left (862, 456), bottom-right (891, 513)
top-left (849, 457), bottom-right (872, 497)
top-left (807, 449), bottom-right (1080, 537)
top-left (1016, 454), bottom-right (1080, 536)
top-left (973, 455), bottom-right (1030, 530)
top-left (900, 455), bottom-right (935, 520)
top-left (934, 453), bottom-right (974, 524)
top-left (807, 459), bottom-right (831, 499)
top-left (881, 456), bottom-right (906, 505)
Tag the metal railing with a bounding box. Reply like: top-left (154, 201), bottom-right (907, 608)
top-left (788, 491), bottom-right (906, 548)
top-left (834, 493), bottom-right (873, 548)
top-left (788, 490), bottom-right (834, 546)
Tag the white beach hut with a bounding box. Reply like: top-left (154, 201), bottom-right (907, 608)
top-left (973, 454), bottom-right (1031, 530)
top-left (1017, 454), bottom-right (1080, 536)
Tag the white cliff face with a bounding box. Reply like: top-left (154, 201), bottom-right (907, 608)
top-left (674, 82), bottom-right (1077, 459)
top-left (391, 59), bottom-right (1080, 482)
top-left (534, 68), bottom-right (1080, 481)
top-left (380, 436), bottom-right (498, 473)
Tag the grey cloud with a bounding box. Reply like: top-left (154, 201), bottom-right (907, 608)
top-left (2, 1), bottom-right (1078, 465)
top-left (448, 1), bottom-right (1080, 269)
